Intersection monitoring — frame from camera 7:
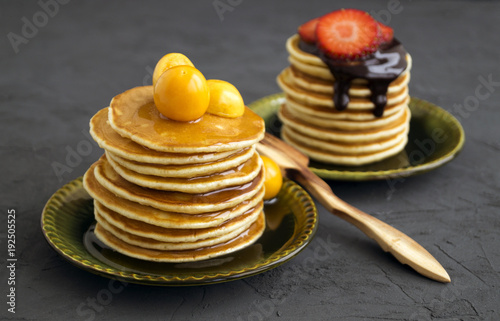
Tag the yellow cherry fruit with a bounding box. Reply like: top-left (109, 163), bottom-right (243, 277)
top-left (260, 155), bottom-right (283, 200)
top-left (206, 79), bottom-right (245, 118)
top-left (152, 53), bottom-right (194, 88)
top-left (153, 65), bottom-right (210, 122)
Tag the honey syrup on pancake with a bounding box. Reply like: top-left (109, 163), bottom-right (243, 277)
top-left (108, 86), bottom-right (264, 153)
top-left (90, 108), bottom-right (240, 165)
top-left (299, 39), bottom-right (408, 117)
top-left (94, 159), bottom-right (264, 214)
top-left (84, 164), bottom-right (265, 229)
top-left (137, 103), bottom-right (262, 148)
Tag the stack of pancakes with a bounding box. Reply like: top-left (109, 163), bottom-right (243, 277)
top-left (277, 35), bottom-right (412, 166)
top-left (83, 86), bottom-right (266, 262)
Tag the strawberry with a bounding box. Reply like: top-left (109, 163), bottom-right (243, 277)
top-left (298, 17), bottom-right (320, 44)
top-left (378, 22), bottom-right (394, 44)
top-left (315, 9), bottom-right (381, 60)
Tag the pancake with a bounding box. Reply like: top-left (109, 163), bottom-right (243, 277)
top-left (94, 200), bottom-right (262, 245)
top-left (285, 35), bottom-right (326, 66)
top-left (282, 124), bottom-right (409, 155)
top-left (84, 62), bottom-right (267, 263)
top-left (83, 166), bottom-right (265, 229)
top-left (90, 108), bottom-right (241, 165)
top-left (108, 86), bottom-right (265, 153)
top-left (284, 95), bottom-right (403, 121)
top-left (277, 32), bottom-right (412, 166)
top-left (106, 151), bottom-right (262, 193)
top-left (288, 52), bottom-right (412, 84)
top-left (95, 210), bottom-right (259, 251)
top-left (104, 146), bottom-right (255, 178)
top-left (91, 158), bottom-right (265, 214)
top-left (286, 34), bottom-right (412, 82)
top-left (282, 128), bottom-right (409, 165)
top-left (278, 104), bottom-right (410, 144)
top-left (278, 69), bottom-right (409, 110)
top-left (285, 65), bottom-right (410, 97)
top-left (284, 97), bottom-right (409, 130)
top-left (94, 210), bottom-right (266, 262)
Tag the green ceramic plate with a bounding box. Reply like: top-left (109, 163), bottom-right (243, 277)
top-left (41, 177), bottom-right (317, 286)
top-left (249, 93), bottom-right (465, 181)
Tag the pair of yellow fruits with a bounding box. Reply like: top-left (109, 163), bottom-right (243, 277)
top-left (151, 53), bottom-right (282, 200)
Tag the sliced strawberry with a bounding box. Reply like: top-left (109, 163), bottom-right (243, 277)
top-left (378, 22), bottom-right (394, 44)
top-left (298, 17), bottom-right (320, 44)
top-left (315, 9), bottom-right (381, 60)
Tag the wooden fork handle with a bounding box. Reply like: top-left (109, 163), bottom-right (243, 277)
top-left (290, 168), bottom-right (451, 283)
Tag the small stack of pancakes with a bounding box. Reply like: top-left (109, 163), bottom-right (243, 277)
top-left (277, 34), bottom-right (412, 166)
top-left (83, 86), bottom-right (266, 262)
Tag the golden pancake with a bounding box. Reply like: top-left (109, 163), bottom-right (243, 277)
top-left (106, 152), bottom-right (262, 193)
top-left (90, 108), bottom-right (242, 165)
top-left (83, 56), bottom-right (267, 263)
top-left (108, 86), bottom-right (265, 153)
top-left (284, 96), bottom-right (403, 121)
top-left (285, 35), bottom-right (325, 66)
top-left (288, 53), bottom-right (412, 84)
top-left (83, 166), bottom-right (265, 229)
top-left (278, 104), bottom-right (410, 144)
top-left (284, 98), bottom-right (408, 131)
top-left (282, 124), bottom-right (409, 155)
top-left (94, 210), bottom-right (266, 262)
top-left (286, 34), bottom-right (412, 82)
top-left (95, 210), bottom-right (258, 251)
top-left (105, 146), bottom-right (254, 178)
top-left (282, 129), bottom-right (409, 165)
top-left (278, 70), bottom-right (409, 110)
top-left (285, 66), bottom-right (410, 97)
top-left (94, 200), bottom-right (262, 245)
top-left (276, 33), bottom-right (413, 166)
top-left (91, 158), bottom-right (265, 214)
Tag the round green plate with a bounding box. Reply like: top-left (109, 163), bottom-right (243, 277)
top-left (249, 93), bottom-right (465, 181)
top-left (41, 177), bottom-right (317, 286)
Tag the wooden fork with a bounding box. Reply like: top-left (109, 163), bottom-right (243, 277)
top-left (257, 133), bottom-right (450, 283)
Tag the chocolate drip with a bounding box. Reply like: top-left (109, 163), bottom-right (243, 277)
top-left (299, 39), bottom-right (408, 117)
top-left (333, 74), bottom-right (351, 111)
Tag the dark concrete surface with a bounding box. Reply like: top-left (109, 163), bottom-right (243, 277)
top-left (1, 0), bottom-right (499, 320)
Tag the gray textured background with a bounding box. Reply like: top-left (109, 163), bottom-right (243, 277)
top-left (1, 0), bottom-right (499, 320)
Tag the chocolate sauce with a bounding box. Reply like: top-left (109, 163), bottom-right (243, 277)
top-left (299, 39), bottom-right (408, 117)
